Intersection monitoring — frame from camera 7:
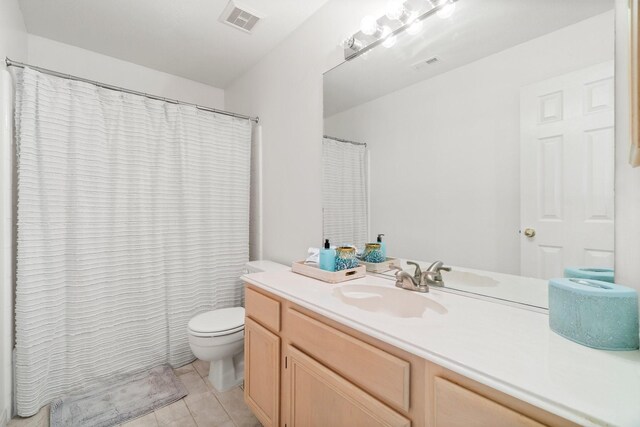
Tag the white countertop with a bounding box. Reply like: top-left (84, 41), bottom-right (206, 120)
top-left (242, 270), bottom-right (640, 427)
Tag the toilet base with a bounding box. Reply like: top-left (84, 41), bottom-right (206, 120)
top-left (208, 352), bottom-right (244, 392)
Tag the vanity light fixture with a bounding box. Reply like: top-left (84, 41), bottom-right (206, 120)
top-left (406, 20), bottom-right (424, 35)
top-left (360, 15), bottom-right (384, 37)
top-left (344, 36), bottom-right (364, 52)
top-left (382, 30), bottom-right (397, 48)
top-left (385, 0), bottom-right (416, 24)
top-left (436, 0), bottom-right (456, 19)
top-left (345, 0), bottom-right (459, 60)
top-left (385, 0), bottom-right (405, 20)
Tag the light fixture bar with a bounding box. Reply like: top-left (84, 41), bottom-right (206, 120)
top-left (344, 0), bottom-right (458, 61)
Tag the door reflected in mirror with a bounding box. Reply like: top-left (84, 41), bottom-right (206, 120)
top-left (322, 0), bottom-right (616, 308)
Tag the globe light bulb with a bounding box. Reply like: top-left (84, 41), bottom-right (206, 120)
top-left (437, 1), bottom-right (456, 19)
top-left (360, 15), bottom-right (380, 36)
top-left (385, 0), bottom-right (405, 21)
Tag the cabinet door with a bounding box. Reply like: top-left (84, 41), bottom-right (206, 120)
top-left (285, 345), bottom-right (409, 427)
top-left (244, 317), bottom-right (280, 427)
top-left (434, 377), bottom-right (545, 427)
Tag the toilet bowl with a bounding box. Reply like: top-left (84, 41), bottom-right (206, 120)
top-left (187, 307), bottom-right (246, 392)
top-left (187, 260), bottom-right (289, 392)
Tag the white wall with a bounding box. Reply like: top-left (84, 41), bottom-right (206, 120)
top-left (0, 1), bottom-right (26, 424)
top-left (27, 35), bottom-right (225, 108)
top-left (226, 0), bottom-right (387, 264)
top-left (0, 0), bottom-right (28, 72)
top-left (324, 12), bottom-right (614, 274)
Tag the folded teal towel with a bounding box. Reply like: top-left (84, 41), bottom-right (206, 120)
top-left (549, 278), bottom-right (639, 351)
top-left (564, 267), bottom-right (614, 283)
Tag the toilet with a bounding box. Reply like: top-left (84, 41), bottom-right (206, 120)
top-left (187, 260), bottom-right (289, 392)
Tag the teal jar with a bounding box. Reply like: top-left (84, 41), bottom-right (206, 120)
top-left (335, 246), bottom-right (358, 271)
top-left (362, 243), bottom-right (385, 263)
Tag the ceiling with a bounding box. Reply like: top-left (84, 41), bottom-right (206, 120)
top-left (324, 0), bottom-right (615, 117)
top-left (17, 0), bottom-right (330, 88)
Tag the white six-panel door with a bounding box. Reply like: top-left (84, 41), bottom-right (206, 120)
top-left (520, 61), bottom-right (614, 279)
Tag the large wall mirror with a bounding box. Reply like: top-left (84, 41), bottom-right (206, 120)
top-left (322, 0), bottom-right (616, 309)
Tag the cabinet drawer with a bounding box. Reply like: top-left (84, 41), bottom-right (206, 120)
top-left (434, 377), bottom-right (544, 427)
top-left (287, 308), bottom-right (410, 411)
top-left (245, 286), bottom-right (280, 332)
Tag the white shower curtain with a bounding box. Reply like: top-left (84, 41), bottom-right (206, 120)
top-left (322, 137), bottom-right (368, 249)
top-left (13, 67), bottom-right (251, 416)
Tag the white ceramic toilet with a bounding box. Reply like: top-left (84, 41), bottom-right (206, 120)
top-left (187, 260), bottom-right (289, 392)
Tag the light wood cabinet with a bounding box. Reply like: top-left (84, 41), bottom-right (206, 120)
top-left (287, 308), bottom-right (410, 411)
top-left (433, 377), bottom-right (544, 427)
top-left (244, 284), bottom-right (577, 427)
top-left (285, 345), bottom-right (410, 427)
top-left (244, 317), bottom-right (280, 427)
top-left (245, 286), bottom-right (280, 332)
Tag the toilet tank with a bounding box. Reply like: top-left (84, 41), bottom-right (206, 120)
top-left (245, 260), bottom-right (289, 274)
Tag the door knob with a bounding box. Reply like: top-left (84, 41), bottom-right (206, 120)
top-left (523, 228), bottom-right (536, 238)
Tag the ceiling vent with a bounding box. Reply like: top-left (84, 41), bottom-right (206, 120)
top-left (412, 57), bottom-right (440, 71)
top-left (219, 1), bottom-right (261, 33)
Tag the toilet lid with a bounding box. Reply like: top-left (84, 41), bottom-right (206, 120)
top-left (188, 307), bottom-right (245, 334)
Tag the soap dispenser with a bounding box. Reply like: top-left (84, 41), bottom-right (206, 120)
top-left (319, 239), bottom-right (336, 272)
top-left (377, 234), bottom-right (386, 259)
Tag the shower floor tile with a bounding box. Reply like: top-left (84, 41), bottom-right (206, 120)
top-left (8, 361), bottom-right (262, 427)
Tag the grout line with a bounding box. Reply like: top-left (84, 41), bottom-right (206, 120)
top-left (182, 395), bottom-right (199, 427)
top-left (193, 361), bottom-right (208, 380)
top-left (182, 362), bottom-right (249, 427)
top-left (184, 370), bottom-right (236, 427)
top-left (211, 392), bottom-right (238, 427)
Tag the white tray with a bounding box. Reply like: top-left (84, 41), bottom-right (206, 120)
top-left (359, 257), bottom-right (399, 273)
top-left (291, 261), bottom-right (366, 284)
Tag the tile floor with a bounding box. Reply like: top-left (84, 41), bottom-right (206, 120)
top-left (8, 359), bottom-right (262, 427)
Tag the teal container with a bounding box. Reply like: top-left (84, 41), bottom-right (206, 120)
top-left (362, 243), bottom-right (385, 263)
top-left (335, 246), bottom-right (358, 271)
top-left (377, 234), bottom-right (386, 258)
top-left (548, 278), bottom-right (639, 351)
top-left (564, 267), bottom-right (614, 283)
top-left (319, 239), bottom-right (336, 272)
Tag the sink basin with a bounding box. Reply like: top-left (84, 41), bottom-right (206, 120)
top-left (444, 270), bottom-right (499, 288)
top-left (332, 284), bottom-right (447, 318)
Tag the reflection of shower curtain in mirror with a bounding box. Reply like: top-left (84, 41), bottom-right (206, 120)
top-left (322, 137), bottom-right (368, 249)
top-left (13, 67), bottom-right (251, 416)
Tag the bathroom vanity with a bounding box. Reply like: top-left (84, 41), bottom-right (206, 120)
top-left (242, 271), bottom-right (640, 427)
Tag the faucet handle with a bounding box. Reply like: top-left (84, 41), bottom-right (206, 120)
top-left (388, 264), bottom-right (403, 275)
top-left (420, 270), bottom-right (439, 282)
top-left (427, 261), bottom-right (451, 273)
top-left (406, 261), bottom-right (422, 280)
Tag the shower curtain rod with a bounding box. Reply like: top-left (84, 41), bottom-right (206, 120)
top-left (323, 135), bottom-right (366, 146)
top-left (5, 57), bottom-right (260, 124)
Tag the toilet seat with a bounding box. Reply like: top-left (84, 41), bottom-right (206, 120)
top-left (188, 307), bottom-right (245, 337)
top-left (188, 324), bottom-right (244, 338)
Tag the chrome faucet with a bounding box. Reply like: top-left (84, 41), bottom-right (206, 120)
top-left (391, 261), bottom-right (452, 293)
top-left (391, 261), bottom-right (438, 293)
top-left (424, 261), bottom-right (451, 287)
